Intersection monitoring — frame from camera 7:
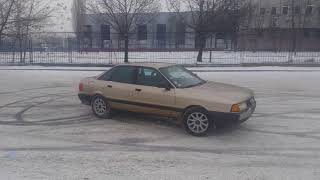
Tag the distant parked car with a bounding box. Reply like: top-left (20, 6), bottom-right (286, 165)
top-left (78, 63), bottom-right (256, 136)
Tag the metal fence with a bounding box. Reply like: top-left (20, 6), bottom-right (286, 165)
top-left (0, 32), bottom-right (319, 66)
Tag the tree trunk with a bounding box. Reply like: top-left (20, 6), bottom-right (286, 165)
top-left (197, 47), bottom-right (203, 63)
top-left (19, 37), bottom-right (23, 63)
top-left (291, 0), bottom-right (296, 55)
top-left (124, 36), bottom-right (129, 63)
top-left (196, 35), bottom-right (205, 63)
top-left (292, 29), bottom-right (297, 55)
top-left (23, 38), bottom-right (28, 62)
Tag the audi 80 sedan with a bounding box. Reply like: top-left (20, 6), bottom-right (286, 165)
top-left (78, 63), bottom-right (256, 136)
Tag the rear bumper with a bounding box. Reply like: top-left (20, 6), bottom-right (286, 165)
top-left (78, 94), bottom-right (92, 105)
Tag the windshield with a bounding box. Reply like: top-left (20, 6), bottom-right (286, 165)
top-left (160, 65), bottom-right (206, 88)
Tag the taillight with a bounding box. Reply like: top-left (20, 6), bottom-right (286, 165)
top-left (79, 82), bottom-right (84, 92)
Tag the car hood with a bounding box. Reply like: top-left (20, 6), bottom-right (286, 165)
top-left (183, 81), bottom-right (254, 104)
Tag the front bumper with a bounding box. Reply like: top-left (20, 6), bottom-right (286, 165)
top-left (209, 108), bottom-right (255, 124)
top-left (210, 99), bottom-right (256, 124)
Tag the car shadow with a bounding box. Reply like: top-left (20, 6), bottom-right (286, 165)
top-left (110, 110), bottom-right (241, 136)
top-left (110, 110), bottom-right (181, 128)
top-left (208, 122), bottom-right (243, 137)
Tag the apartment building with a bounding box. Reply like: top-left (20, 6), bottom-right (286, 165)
top-left (238, 0), bottom-right (320, 51)
top-left (72, 0), bottom-right (320, 51)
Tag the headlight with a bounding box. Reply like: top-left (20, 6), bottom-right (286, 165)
top-left (231, 102), bottom-right (248, 113)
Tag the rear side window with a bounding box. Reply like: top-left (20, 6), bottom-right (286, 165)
top-left (110, 66), bottom-right (136, 84)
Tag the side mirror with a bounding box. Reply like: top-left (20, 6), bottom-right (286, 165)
top-left (164, 83), bottom-right (172, 91)
top-left (192, 72), bottom-right (199, 77)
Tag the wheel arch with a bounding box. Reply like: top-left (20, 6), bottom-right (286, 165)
top-left (182, 105), bottom-right (209, 115)
top-left (90, 92), bottom-right (106, 104)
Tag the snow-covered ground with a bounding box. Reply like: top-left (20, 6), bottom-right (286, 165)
top-left (1, 51), bottom-right (320, 65)
top-left (0, 69), bottom-right (320, 179)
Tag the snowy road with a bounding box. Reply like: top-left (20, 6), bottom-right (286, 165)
top-left (0, 68), bottom-right (320, 180)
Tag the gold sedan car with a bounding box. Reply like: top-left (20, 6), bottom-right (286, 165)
top-left (78, 63), bottom-right (256, 136)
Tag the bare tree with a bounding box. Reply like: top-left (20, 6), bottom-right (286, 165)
top-left (72, 0), bottom-right (85, 34)
top-left (72, 0), bottom-right (86, 51)
top-left (12, 0), bottom-right (56, 62)
top-left (88, 0), bottom-right (160, 63)
top-left (167, 0), bottom-right (248, 62)
top-left (289, 0), bottom-right (304, 54)
top-left (0, 0), bottom-right (15, 47)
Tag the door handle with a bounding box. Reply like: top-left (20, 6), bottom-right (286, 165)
top-left (135, 88), bottom-right (142, 92)
top-left (107, 85), bottom-right (112, 88)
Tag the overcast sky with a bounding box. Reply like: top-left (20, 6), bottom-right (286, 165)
top-left (52, 0), bottom-right (168, 32)
top-left (44, 0), bottom-right (73, 32)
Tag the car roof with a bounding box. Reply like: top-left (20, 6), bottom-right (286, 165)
top-left (116, 62), bottom-right (175, 69)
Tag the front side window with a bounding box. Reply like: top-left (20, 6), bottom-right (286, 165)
top-left (137, 67), bottom-right (168, 87)
top-left (110, 66), bottom-right (136, 84)
top-left (160, 65), bottom-right (206, 88)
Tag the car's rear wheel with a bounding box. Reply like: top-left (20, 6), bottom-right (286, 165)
top-left (183, 107), bottom-right (214, 136)
top-left (92, 95), bottom-right (111, 119)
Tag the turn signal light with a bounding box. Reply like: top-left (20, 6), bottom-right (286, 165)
top-left (231, 104), bottom-right (240, 113)
top-left (79, 83), bottom-right (84, 92)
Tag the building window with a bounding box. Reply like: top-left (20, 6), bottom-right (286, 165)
top-left (83, 25), bottom-right (92, 48)
top-left (119, 32), bottom-right (127, 40)
top-left (156, 24), bottom-right (166, 41)
top-left (83, 25), bottom-right (92, 38)
top-left (282, 6), bottom-right (289, 15)
top-left (306, 5), bottom-right (313, 15)
top-left (271, 7), bottom-right (277, 15)
top-left (101, 25), bottom-right (110, 40)
top-left (316, 30), bottom-right (320, 39)
top-left (195, 35), bottom-right (207, 49)
top-left (271, 19), bottom-right (277, 27)
top-left (304, 30), bottom-right (310, 38)
top-left (257, 30), bottom-right (264, 37)
top-left (176, 22), bottom-right (186, 45)
top-left (260, 8), bottom-right (266, 15)
top-left (137, 25), bottom-right (147, 40)
top-left (295, 6), bottom-right (301, 14)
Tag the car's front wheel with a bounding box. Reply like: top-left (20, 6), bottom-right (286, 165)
top-left (183, 107), bottom-right (214, 136)
top-left (91, 95), bottom-right (111, 119)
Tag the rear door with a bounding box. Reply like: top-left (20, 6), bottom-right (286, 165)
top-left (96, 66), bottom-right (138, 110)
top-left (130, 67), bottom-right (177, 117)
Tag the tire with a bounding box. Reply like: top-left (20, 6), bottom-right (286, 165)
top-left (183, 107), bottom-right (214, 136)
top-left (91, 95), bottom-right (111, 119)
